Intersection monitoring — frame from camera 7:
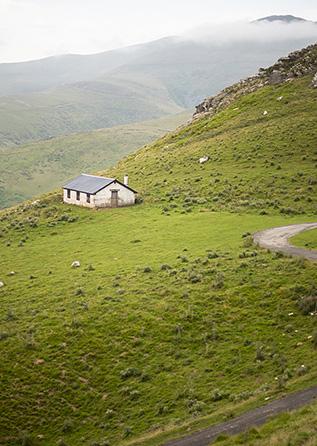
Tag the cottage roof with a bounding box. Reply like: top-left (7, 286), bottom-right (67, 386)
top-left (63, 174), bottom-right (115, 194)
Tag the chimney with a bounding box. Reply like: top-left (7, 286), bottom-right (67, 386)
top-left (123, 175), bottom-right (129, 186)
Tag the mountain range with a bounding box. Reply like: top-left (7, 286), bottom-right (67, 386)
top-left (0, 15), bottom-right (317, 146)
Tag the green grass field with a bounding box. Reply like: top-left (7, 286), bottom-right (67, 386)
top-left (0, 112), bottom-right (190, 209)
top-left (0, 74), bottom-right (317, 446)
top-left (291, 229), bottom-right (317, 251)
top-left (0, 202), bottom-right (317, 446)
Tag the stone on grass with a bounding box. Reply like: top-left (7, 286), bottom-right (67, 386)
top-left (0, 281), bottom-right (4, 288)
top-left (263, 110), bottom-right (268, 116)
top-left (71, 261), bottom-right (81, 268)
top-left (312, 73), bottom-right (317, 88)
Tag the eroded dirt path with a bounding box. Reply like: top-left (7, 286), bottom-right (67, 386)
top-left (253, 222), bottom-right (317, 260)
top-left (163, 386), bottom-right (317, 446)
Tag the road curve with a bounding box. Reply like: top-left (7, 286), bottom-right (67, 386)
top-left (253, 222), bottom-right (317, 261)
top-left (163, 386), bottom-right (317, 446)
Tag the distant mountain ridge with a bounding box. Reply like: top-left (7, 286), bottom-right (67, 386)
top-left (0, 15), bottom-right (317, 146)
top-left (255, 15), bottom-right (312, 23)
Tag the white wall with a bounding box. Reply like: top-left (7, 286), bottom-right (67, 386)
top-left (63, 181), bottom-right (135, 208)
top-left (63, 189), bottom-right (95, 208)
top-left (94, 181), bottom-right (135, 208)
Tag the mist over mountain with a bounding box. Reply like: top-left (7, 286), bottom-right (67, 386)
top-left (0, 15), bottom-right (316, 146)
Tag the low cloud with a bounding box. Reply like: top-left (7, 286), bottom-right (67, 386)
top-left (180, 20), bottom-right (317, 44)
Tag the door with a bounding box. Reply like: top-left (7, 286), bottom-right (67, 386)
top-left (111, 190), bottom-right (119, 207)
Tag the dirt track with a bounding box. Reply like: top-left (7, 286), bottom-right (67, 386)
top-left (253, 222), bottom-right (317, 260)
top-left (161, 223), bottom-right (317, 446)
top-left (163, 386), bottom-right (317, 446)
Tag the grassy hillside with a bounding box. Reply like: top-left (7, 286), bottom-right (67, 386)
top-left (0, 112), bottom-right (190, 209)
top-left (0, 77), bottom-right (184, 147)
top-left (210, 400), bottom-right (317, 445)
top-left (291, 229), bottom-right (317, 250)
top-left (0, 75), bottom-right (317, 446)
top-left (107, 76), bottom-right (317, 216)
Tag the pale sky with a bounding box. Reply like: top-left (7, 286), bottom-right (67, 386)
top-left (0, 0), bottom-right (316, 63)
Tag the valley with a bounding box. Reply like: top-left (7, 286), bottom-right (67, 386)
top-left (0, 46), bottom-right (317, 444)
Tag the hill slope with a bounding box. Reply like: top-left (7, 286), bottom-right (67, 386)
top-left (0, 111), bottom-right (190, 209)
top-left (107, 75), bottom-right (317, 216)
top-left (0, 46), bottom-right (317, 446)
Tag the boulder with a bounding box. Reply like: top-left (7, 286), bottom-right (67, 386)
top-left (71, 261), bottom-right (81, 268)
top-left (312, 73), bottom-right (317, 88)
top-left (269, 70), bottom-right (283, 84)
top-left (0, 281), bottom-right (4, 288)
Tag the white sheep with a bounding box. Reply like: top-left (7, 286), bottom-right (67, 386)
top-left (199, 156), bottom-right (209, 164)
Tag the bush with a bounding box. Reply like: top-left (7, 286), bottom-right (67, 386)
top-left (211, 389), bottom-right (228, 402)
top-left (143, 266), bottom-right (152, 273)
top-left (298, 296), bottom-right (317, 315)
top-left (120, 368), bottom-right (141, 379)
top-left (61, 419), bottom-right (74, 433)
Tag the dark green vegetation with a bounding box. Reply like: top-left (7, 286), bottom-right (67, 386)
top-left (0, 112), bottom-right (190, 209)
top-left (211, 400), bottom-right (317, 445)
top-left (108, 76), bottom-right (317, 216)
top-left (291, 229), bottom-right (317, 250)
top-left (1, 28), bottom-right (316, 146)
top-left (0, 74), bottom-right (317, 446)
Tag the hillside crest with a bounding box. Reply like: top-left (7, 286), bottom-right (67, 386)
top-left (194, 43), bottom-right (317, 119)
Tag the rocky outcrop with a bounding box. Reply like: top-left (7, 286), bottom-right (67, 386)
top-left (194, 43), bottom-right (317, 119)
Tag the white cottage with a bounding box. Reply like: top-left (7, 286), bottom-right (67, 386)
top-left (63, 174), bottom-right (137, 208)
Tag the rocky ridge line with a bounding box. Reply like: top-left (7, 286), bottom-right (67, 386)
top-left (194, 43), bottom-right (317, 119)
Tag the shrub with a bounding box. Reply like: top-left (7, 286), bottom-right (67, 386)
top-left (298, 296), bottom-right (317, 315)
top-left (143, 266), bottom-right (152, 273)
top-left (255, 345), bottom-right (265, 361)
top-left (61, 419), bottom-right (74, 433)
top-left (120, 368), bottom-right (141, 379)
top-left (160, 264), bottom-right (172, 271)
top-left (211, 389), bottom-right (228, 402)
top-left (0, 332), bottom-right (9, 341)
top-left (206, 251), bottom-right (219, 259)
top-left (212, 273), bottom-right (224, 289)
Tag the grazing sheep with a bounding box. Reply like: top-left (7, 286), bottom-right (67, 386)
top-left (71, 261), bottom-right (81, 268)
top-left (199, 156), bottom-right (209, 164)
top-left (263, 110), bottom-right (268, 116)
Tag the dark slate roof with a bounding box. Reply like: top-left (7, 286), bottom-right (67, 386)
top-left (63, 174), bottom-right (115, 194)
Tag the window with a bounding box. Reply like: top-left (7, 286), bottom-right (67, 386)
top-left (76, 191), bottom-right (80, 201)
top-left (67, 189), bottom-right (71, 199)
top-left (87, 193), bottom-right (90, 203)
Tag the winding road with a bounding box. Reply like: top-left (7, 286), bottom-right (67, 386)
top-left (160, 223), bottom-right (317, 446)
top-left (253, 222), bottom-right (317, 260)
top-left (163, 386), bottom-right (317, 446)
